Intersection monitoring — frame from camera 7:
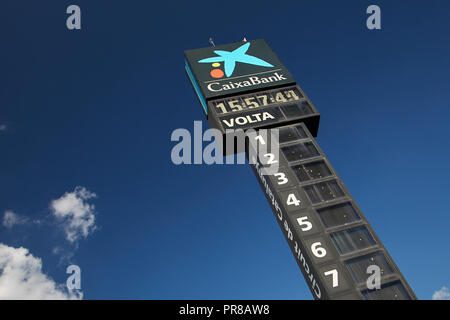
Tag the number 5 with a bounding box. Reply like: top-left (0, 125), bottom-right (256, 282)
top-left (244, 97), bottom-right (259, 108)
top-left (296, 216), bottom-right (312, 231)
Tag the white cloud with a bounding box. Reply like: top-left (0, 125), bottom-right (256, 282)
top-left (0, 243), bottom-right (81, 299)
top-left (52, 246), bottom-right (75, 267)
top-left (50, 186), bottom-right (97, 243)
top-left (52, 246), bottom-right (63, 255)
top-left (2, 210), bottom-right (28, 228)
top-left (432, 286), bottom-right (450, 300)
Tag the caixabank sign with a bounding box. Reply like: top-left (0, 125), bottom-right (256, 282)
top-left (185, 39), bottom-right (296, 115)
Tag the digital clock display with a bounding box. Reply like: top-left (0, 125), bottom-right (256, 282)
top-left (211, 86), bottom-right (303, 115)
top-left (206, 85), bottom-right (320, 136)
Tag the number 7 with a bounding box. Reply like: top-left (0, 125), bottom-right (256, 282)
top-left (257, 95), bottom-right (268, 105)
top-left (324, 269), bottom-right (338, 288)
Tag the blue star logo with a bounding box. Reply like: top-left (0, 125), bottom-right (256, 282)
top-left (198, 42), bottom-right (274, 77)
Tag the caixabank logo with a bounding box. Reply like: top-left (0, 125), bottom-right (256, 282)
top-left (185, 39), bottom-right (296, 114)
top-left (198, 42), bottom-right (274, 78)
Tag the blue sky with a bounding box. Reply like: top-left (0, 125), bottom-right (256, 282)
top-left (0, 0), bottom-right (449, 299)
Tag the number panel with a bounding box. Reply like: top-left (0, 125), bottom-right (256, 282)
top-left (279, 188), bottom-right (309, 212)
top-left (304, 237), bottom-right (336, 264)
top-left (344, 251), bottom-right (395, 284)
top-left (330, 226), bottom-right (377, 256)
top-left (289, 211), bottom-right (322, 236)
top-left (268, 167), bottom-right (297, 189)
top-left (318, 264), bottom-right (352, 294)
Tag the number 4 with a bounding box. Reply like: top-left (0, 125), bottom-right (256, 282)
top-left (287, 193), bottom-right (301, 206)
top-left (324, 269), bottom-right (338, 288)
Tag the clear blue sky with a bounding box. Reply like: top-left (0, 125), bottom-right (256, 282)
top-left (1, 0), bottom-right (449, 299)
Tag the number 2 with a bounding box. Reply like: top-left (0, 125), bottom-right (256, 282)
top-left (264, 153), bottom-right (278, 165)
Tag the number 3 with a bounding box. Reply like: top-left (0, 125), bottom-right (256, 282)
top-left (274, 173), bottom-right (288, 185)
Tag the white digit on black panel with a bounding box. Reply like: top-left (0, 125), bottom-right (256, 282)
top-left (324, 269), bottom-right (339, 288)
top-left (311, 242), bottom-right (327, 258)
top-left (274, 173), bottom-right (288, 185)
top-left (264, 153), bottom-right (278, 165)
top-left (255, 135), bottom-right (266, 145)
top-left (287, 193), bottom-right (301, 206)
top-left (296, 216), bottom-right (312, 231)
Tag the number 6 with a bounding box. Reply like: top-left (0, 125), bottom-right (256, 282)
top-left (311, 242), bottom-right (327, 258)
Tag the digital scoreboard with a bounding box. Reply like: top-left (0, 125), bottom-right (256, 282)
top-left (185, 39), bottom-right (416, 300)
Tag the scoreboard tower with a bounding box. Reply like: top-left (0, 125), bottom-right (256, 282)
top-left (185, 39), bottom-right (416, 300)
